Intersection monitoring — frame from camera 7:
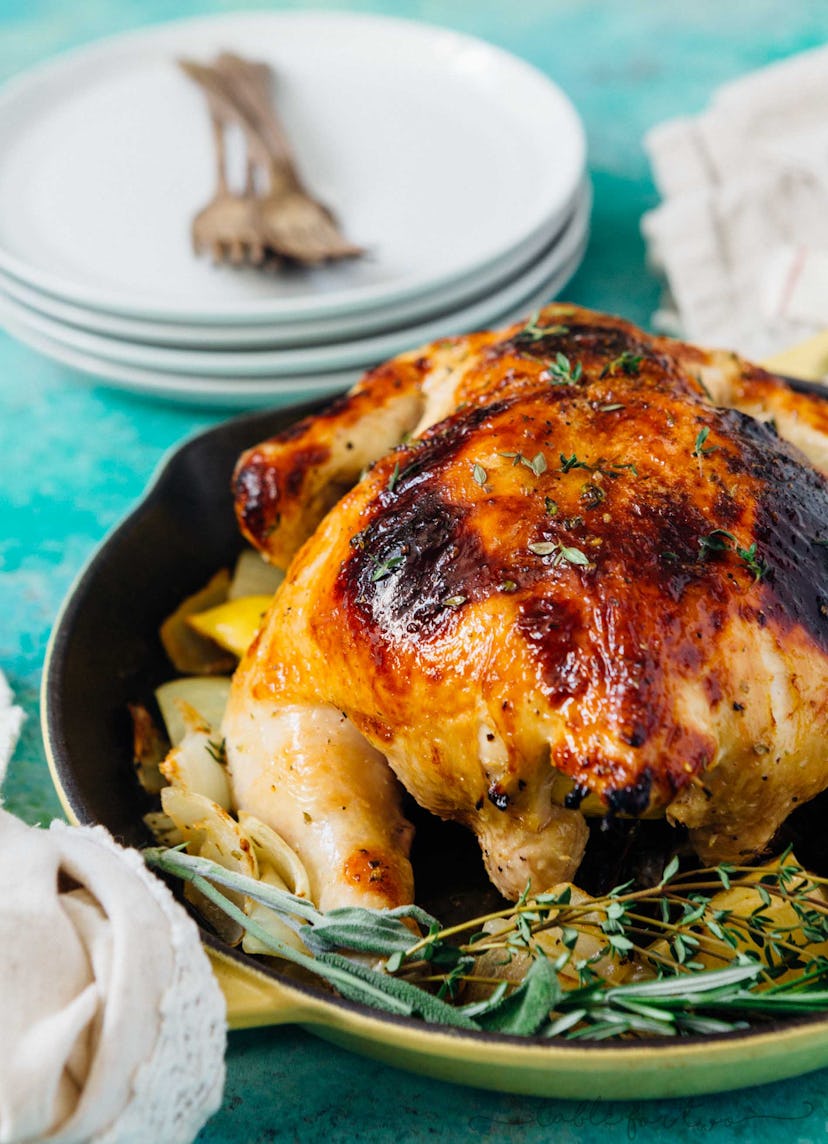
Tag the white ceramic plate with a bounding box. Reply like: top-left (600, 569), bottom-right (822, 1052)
top-left (0, 239), bottom-right (587, 407)
top-left (0, 12), bottom-right (585, 325)
top-left (0, 182), bottom-right (583, 350)
top-left (0, 189), bottom-right (590, 378)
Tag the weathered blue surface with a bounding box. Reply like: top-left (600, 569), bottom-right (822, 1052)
top-left (1, 1), bottom-right (827, 1138)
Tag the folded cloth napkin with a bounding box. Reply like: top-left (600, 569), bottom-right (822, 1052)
top-left (642, 43), bottom-right (828, 361)
top-left (0, 810), bottom-right (226, 1144)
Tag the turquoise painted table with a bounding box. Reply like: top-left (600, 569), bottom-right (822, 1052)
top-left (2, 2), bottom-right (828, 1139)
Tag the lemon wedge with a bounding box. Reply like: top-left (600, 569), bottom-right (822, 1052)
top-left (186, 595), bottom-right (272, 658)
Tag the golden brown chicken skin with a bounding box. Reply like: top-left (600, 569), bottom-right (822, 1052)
top-left (225, 305), bottom-right (828, 909)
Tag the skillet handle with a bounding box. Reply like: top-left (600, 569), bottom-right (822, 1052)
top-left (207, 946), bottom-right (314, 1030)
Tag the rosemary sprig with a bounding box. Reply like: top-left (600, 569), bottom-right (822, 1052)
top-left (145, 846), bottom-right (828, 1041)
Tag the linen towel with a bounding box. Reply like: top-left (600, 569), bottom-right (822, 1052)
top-left (643, 43), bottom-right (828, 361)
top-left (0, 810), bottom-right (226, 1144)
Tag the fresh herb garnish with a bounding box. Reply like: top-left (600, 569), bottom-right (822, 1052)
top-left (146, 846), bottom-right (828, 1042)
top-left (693, 427), bottom-right (718, 461)
top-left (560, 453), bottom-right (591, 474)
top-left (498, 580), bottom-right (518, 593)
top-left (387, 462), bottom-right (401, 493)
top-left (514, 312), bottom-right (570, 344)
top-left (528, 541), bottom-right (591, 567)
top-left (698, 530), bottom-right (767, 581)
top-left (600, 351), bottom-right (643, 378)
top-left (547, 353), bottom-right (583, 386)
top-left (560, 454), bottom-right (638, 480)
top-left (443, 595), bottom-right (467, 608)
top-left (371, 553), bottom-right (405, 582)
top-left (599, 403), bottom-right (625, 412)
top-left (694, 372), bottom-right (714, 400)
top-left (499, 451), bottom-right (547, 476)
top-left (205, 738), bottom-right (227, 766)
top-left (545, 497), bottom-right (559, 516)
top-left (558, 545), bottom-right (591, 566)
top-left (472, 463), bottom-right (488, 487)
top-left (698, 529), bottom-right (735, 559)
top-left (735, 542), bottom-right (768, 582)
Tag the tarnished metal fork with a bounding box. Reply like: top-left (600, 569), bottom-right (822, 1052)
top-left (180, 60), bottom-right (267, 266)
top-left (180, 55), bottom-right (362, 267)
top-left (212, 53), bottom-right (363, 265)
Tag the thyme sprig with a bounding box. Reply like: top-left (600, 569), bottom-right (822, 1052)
top-left (528, 541), bottom-right (591, 567)
top-left (145, 846), bottom-right (828, 1041)
top-left (205, 738), bottom-right (227, 766)
top-left (600, 352), bottom-right (643, 379)
top-left (698, 529), bottom-right (768, 581)
top-left (514, 312), bottom-right (570, 344)
top-left (547, 353), bottom-right (583, 386)
top-left (500, 451), bottom-right (548, 477)
top-left (693, 427), bottom-right (718, 459)
top-left (371, 553), bottom-right (405, 582)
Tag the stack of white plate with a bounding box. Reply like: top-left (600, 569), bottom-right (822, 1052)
top-left (0, 13), bottom-right (589, 407)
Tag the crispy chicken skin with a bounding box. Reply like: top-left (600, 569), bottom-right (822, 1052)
top-left (225, 305), bottom-right (828, 909)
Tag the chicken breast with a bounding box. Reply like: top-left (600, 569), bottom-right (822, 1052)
top-left (224, 305), bottom-right (828, 910)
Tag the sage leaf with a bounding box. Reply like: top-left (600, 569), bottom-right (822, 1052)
top-left (316, 953), bottom-right (479, 1029)
top-left (477, 954), bottom-right (560, 1036)
top-left (301, 908), bottom-right (417, 956)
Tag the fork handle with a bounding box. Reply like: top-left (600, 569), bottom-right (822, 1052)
top-left (180, 58), bottom-right (302, 191)
top-left (213, 53), bottom-right (297, 172)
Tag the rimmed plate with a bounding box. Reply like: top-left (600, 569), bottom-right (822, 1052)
top-left (0, 180), bottom-right (584, 350)
top-left (41, 386), bottom-right (828, 1099)
top-left (0, 186), bottom-right (590, 375)
top-left (0, 11), bottom-right (585, 325)
top-left (0, 233), bottom-right (588, 407)
top-left (0, 187), bottom-right (590, 379)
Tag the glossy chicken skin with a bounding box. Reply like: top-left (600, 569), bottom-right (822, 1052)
top-left (225, 305), bottom-right (828, 909)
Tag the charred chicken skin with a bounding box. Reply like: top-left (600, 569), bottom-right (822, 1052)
top-left (224, 305), bottom-right (828, 911)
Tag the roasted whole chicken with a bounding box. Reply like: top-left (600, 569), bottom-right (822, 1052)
top-left (223, 305), bottom-right (828, 912)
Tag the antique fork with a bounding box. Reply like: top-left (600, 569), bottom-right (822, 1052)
top-left (213, 53), bottom-right (363, 264)
top-left (181, 55), bottom-right (362, 266)
top-left (180, 60), bottom-right (267, 265)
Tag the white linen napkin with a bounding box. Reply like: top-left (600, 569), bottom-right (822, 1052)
top-left (0, 810), bottom-right (226, 1144)
top-left (642, 43), bottom-right (828, 361)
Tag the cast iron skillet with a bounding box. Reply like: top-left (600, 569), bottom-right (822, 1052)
top-left (42, 380), bottom-right (828, 1100)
